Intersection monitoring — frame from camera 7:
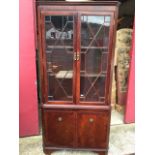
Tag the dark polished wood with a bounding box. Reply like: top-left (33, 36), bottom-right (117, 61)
top-left (36, 1), bottom-right (120, 7)
top-left (42, 104), bottom-right (111, 111)
top-left (37, 1), bottom-right (119, 155)
top-left (43, 110), bottom-right (76, 147)
top-left (77, 111), bottom-right (110, 149)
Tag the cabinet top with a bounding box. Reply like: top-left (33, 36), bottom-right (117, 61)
top-left (36, 1), bottom-right (120, 6)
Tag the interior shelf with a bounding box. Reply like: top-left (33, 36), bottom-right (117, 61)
top-left (47, 70), bottom-right (106, 78)
top-left (46, 45), bottom-right (108, 51)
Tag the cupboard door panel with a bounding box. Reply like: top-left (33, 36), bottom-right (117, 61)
top-left (77, 111), bottom-right (110, 148)
top-left (43, 110), bottom-right (75, 147)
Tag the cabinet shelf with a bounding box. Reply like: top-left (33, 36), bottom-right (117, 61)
top-left (80, 73), bottom-right (106, 77)
top-left (81, 46), bottom-right (108, 50)
top-left (46, 45), bottom-right (108, 52)
top-left (47, 45), bottom-right (73, 50)
top-left (47, 70), bottom-right (106, 78)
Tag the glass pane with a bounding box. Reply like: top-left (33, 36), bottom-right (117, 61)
top-left (45, 15), bottom-right (74, 101)
top-left (80, 15), bottom-right (111, 102)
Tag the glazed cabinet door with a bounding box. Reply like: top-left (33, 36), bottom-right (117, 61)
top-left (77, 12), bottom-right (114, 105)
top-left (38, 9), bottom-right (77, 104)
top-left (43, 110), bottom-right (76, 147)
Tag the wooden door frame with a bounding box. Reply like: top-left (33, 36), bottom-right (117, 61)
top-left (38, 7), bottom-right (78, 105)
top-left (76, 11), bottom-right (116, 106)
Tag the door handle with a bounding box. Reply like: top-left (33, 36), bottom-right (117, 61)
top-left (73, 53), bottom-right (80, 61)
top-left (76, 53), bottom-right (80, 61)
top-left (74, 53), bottom-right (77, 61)
top-left (57, 117), bottom-right (63, 122)
top-left (89, 118), bottom-right (94, 123)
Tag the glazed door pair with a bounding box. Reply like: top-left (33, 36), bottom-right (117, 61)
top-left (39, 11), bottom-right (113, 105)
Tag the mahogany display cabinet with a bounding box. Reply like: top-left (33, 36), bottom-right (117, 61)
top-left (36, 1), bottom-right (119, 155)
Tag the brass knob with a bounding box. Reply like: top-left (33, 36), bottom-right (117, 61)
top-left (74, 53), bottom-right (77, 60)
top-left (57, 117), bottom-right (62, 122)
top-left (89, 118), bottom-right (94, 123)
top-left (73, 53), bottom-right (80, 61)
top-left (76, 53), bottom-right (80, 61)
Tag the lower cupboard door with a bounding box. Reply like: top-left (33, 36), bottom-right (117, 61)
top-left (43, 110), bottom-right (76, 147)
top-left (77, 111), bottom-right (110, 149)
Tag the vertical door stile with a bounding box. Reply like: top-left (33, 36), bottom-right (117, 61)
top-left (38, 8), bottom-right (44, 104)
top-left (104, 13), bottom-right (115, 105)
top-left (73, 13), bottom-right (77, 105)
top-left (41, 13), bottom-right (48, 103)
top-left (75, 12), bottom-right (81, 148)
top-left (76, 12), bottom-right (81, 105)
top-left (40, 12), bottom-right (47, 104)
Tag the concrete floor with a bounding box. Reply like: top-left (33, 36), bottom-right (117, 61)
top-left (111, 109), bottom-right (124, 125)
top-left (19, 110), bottom-right (135, 155)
